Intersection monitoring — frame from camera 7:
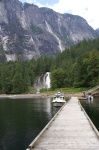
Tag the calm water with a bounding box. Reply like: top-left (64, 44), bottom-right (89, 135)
top-left (80, 96), bottom-right (99, 131)
top-left (0, 97), bottom-right (60, 150)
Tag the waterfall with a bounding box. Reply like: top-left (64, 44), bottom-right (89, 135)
top-left (45, 21), bottom-right (63, 52)
top-left (44, 72), bottom-right (51, 89)
top-left (34, 72), bottom-right (51, 92)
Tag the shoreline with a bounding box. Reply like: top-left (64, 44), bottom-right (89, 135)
top-left (0, 92), bottom-right (82, 99)
top-left (0, 93), bottom-right (53, 99)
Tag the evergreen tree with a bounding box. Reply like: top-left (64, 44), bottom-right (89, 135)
top-left (51, 68), bottom-right (66, 89)
top-left (22, 64), bottom-right (31, 93)
top-left (12, 63), bottom-right (24, 94)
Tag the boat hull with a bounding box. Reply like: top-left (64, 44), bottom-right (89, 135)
top-left (52, 102), bottom-right (65, 107)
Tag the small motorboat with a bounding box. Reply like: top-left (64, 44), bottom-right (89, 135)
top-left (52, 92), bottom-right (66, 107)
top-left (87, 93), bottom-right (94, 103)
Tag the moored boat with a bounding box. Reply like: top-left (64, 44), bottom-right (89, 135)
top-left (52, 92), bottom-right (66, 107)
top-left (87, 93), bottom-right (94, 103)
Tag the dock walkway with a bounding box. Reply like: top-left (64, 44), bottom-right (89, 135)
top-left (27, 97), bottom-right (99, 150)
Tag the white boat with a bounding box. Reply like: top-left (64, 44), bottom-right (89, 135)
top-left (52, 92), bottom-right (66, 107)
top-left (87, 94), bottom-right (94, 103)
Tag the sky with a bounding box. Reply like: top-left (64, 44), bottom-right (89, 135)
top-left (20, 0), bottom-right (99, 30)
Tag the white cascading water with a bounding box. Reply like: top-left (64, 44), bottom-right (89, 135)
top-left (34, 72), bottom-right (51, 92)
top-left (44, 72), bottom-right (51, 89)
top-left (45, 21), bottom-right (63, 52)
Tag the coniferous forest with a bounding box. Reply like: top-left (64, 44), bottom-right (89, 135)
top-left (0, 38), bottom-right (99, 94)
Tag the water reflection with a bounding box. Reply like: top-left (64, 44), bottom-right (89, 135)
top-left (80, 96), bottom-right (99, 132)
top-left (0, 97), bottom-right (60, 150)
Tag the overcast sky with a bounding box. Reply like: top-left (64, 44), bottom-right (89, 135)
top-left (20, 0), bottom-right (99, 30)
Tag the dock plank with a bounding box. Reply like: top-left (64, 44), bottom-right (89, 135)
top-left (27, 97), bottom-right (99, 150)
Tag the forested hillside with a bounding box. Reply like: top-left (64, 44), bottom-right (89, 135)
top-left (0, 57), bottom-right (53, 94)
top-left (0, 38), bottom-right (99, 94)
top-left (51, 38), bottom-right (99, 89)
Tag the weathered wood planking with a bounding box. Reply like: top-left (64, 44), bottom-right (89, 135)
top-left (27, 97), bottom-right (99, 150)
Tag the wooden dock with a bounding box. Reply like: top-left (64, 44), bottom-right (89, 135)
top-left (26, 97), bottom-right (99, 150)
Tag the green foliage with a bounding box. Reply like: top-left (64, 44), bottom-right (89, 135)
top-left (50, 38), bottom-right (99, 89)
top-left (51, 68), bottom-right (66, 89)
top-left (0, 55), bottom-right (54, 94)
top-left (28, 87), bottom-right (36, 94)
top-left (31, 24), bottom-right (43, 34)
top-left (12, 63), bottom-right (24, 94)
top-left (74, 50), bottom-right (99, 87)
top-left (0, 38), bottom-right (99, 94)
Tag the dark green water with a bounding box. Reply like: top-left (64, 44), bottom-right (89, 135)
top-left (80, 96), bottom-right (99, 131)
top-left (0, 98), bottom-right (60, 150)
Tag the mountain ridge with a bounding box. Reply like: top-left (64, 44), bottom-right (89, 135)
top-left (0, 0), bottom-right (98, 61)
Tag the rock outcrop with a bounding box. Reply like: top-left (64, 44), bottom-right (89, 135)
top-left (0, 0), bottom-right (98, 61)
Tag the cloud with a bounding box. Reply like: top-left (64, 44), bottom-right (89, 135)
top-left (25, 0), bottom-right (44, 7)
top-left (52, 0), bottom-right (99, 29)
top-left (25, 0), bottom-right (36, 3)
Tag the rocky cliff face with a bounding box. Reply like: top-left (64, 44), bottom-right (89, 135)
top-left (0, 0), bottom-right (98, 61)
top-left (95, 28), bottom-right (99, 36)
